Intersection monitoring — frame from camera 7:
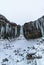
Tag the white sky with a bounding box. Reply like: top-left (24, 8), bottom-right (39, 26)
top-left (0, 0), bottom-right (44, 25)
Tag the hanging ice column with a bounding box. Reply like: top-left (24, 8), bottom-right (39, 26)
top-left (35, 19), bottom-right (44, 37)
top-left (6, 23), bottom-right (10, 35)
top-left (39, 23), bottom-right (44, 36)
top-left (20, 26), bottom-right (23, 35)
top-left (1, 26), bottom-right (5, 38)
top-left (35, 20), bottom-right (40, 29)
top-left (38, 18), bottom-right (44, 36)
top-left (15, 26), bottom-right (17, 36)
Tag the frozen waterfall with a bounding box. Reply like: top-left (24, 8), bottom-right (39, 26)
top-left (20, 26), bottom-right (23, 35)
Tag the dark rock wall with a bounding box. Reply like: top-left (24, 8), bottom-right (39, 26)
top-left (0, 14), bottom-right (44, 39)
top-left (0, 14), bottom-right (20, 39)
top-left (23, 16), bottom-right (44, 39)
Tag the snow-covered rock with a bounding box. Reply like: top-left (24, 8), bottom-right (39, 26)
top-left (0, 35), bottom-right (43, 65)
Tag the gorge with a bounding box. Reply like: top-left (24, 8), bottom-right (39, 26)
top-left (0, 14), bottom-right (44, 39)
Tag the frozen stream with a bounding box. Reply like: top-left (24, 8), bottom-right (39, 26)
top-left (0, 35), bottom-right (44, 65)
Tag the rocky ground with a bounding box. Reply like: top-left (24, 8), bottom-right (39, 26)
top-left (0, 35), bottom-right (44, 65)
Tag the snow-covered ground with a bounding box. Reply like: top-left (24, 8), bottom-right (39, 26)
top-left (0, 35), bottom-right (44, 65)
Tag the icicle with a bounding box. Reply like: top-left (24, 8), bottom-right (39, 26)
top-left (1, 26), bottom-right (5, 38)
top-left (38, 21), bottom-right (43, 36)
top-left (6, 23), bottom-right (9, 34)
top-left (35, 19), bottom-right (44, 36)
top-left (36, 21), bottom-right (38, 29)
top-left (40, 25), bottom-right (43, 36)
top-left (15, 26), bottom-right (17, 36)
top-left (43, 22), bottom-right (44, 36)
top-left (39, 18), bottom-right (44, 36)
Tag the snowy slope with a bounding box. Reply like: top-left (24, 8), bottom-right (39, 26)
top-left (0, 35), bottom-right (44, 65)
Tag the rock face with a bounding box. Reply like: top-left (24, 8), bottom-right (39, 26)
top-left (0, 14), bottom-right (9, 38)
top-left (23, 16), bottom-right (44, 39)
top-left (23, 22), bottom-right (42, 39)
top-left (0, 14), bottom-right (44, 39)
top-left (0, 14), bottom-right (20, 39)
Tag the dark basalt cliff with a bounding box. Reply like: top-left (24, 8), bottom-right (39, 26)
top-left (23, 16), bottom-right (44, 39)
top-left (0, 14), bottom-right (20, 39)
top-left (0, 14), bottom-right (44, 39)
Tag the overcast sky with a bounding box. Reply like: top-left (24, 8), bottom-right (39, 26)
top-left (0, 0), bottom-right (44, 25)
